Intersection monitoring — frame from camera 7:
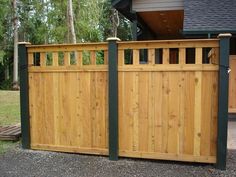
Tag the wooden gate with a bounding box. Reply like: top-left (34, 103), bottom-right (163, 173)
top-left (117, 40), bottom-right (219, 163)
top-left (24, 39), bottom-right (220, 164)
top-left (27, 43), bottom-right (109, 155)
top-left (229, 55), bottom-right (236, 113)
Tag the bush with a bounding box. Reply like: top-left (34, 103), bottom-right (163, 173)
top-left (0, 79), bottom-right (13, 90)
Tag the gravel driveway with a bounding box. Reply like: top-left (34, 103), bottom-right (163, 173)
top-left (1, 120), bottom-right (235, 177)
top-left (0, 148), bottom-right (235, 177)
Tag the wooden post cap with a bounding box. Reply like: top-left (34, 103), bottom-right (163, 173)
top-left (218, 33), bottom-right (232, 38)
top-left (18, 42), bottom-right (31, 45)
top-left (106, 37), bottom-right (121, 41)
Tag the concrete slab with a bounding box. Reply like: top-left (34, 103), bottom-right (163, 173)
top-left (228, 121), bottom-right (236, 149)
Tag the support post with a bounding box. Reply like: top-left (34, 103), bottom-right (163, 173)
top-left (18, 42), bottom-right (31, 149)
top-left (107, 37), bottom-right (120, 160)
top-left (216, 33), bottom-right (232, 170)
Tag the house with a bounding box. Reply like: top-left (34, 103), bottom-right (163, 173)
top-left (112, 0), bottom-right (236, 112)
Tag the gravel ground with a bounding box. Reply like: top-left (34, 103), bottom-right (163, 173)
top-left (0, 148), bottom-right (235, 177)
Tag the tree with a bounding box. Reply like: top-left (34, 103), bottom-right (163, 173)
top-left (67, 0), bottom-right (76, 43)
top-left (12, 0), bottom-right (19, 89)
top-left (0, 0), bottom-right (133, 89)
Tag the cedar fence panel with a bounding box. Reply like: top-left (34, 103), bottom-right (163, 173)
top-left (28, 44), bottom-right (109, 155)
top-left (117, 41), bottom-right (219, 163)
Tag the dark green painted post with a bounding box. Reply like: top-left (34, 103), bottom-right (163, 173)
top-left (107, 37), bottom-right (120, 160)
top-left (19, 42), bottom-right (31, 149)
top-left (216, 33), bottom-right (232, 170)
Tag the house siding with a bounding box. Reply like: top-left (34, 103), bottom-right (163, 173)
top-left (132, 0), bottom-right (184, 12)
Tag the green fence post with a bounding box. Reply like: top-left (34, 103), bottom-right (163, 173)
top-left (216, 33), bottom-right (232, 170)
top-left (107, 37), bottom-right (120, 160)
top-left (18, 42), bottom-right (31, 149)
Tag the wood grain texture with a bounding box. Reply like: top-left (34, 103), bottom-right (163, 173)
top-left (29, 70), bottom-right (108, 153)
top-left (118, 69), bottom-right (218, 163)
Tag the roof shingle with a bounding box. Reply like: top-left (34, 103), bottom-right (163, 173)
top-left (184, 0), bottom-right (236, 32)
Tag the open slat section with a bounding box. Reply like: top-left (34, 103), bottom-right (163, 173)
top-left (27, 43), bottom-right (108, 69)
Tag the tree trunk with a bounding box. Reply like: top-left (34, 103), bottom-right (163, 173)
top-left (13, 0), bottom-right (19, 89)
top-left (67, 0), bottom-right (76, 44)
top-left (112, 8), bottom-right (119, 37)
top-left (5, 65), bottom-right (9, 80)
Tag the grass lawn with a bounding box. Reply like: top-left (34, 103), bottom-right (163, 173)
top-left (0, 90), bottom-right (20, 154)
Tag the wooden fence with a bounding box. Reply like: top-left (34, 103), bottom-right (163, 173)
top-left (22, 38), bottom-right (225, 164)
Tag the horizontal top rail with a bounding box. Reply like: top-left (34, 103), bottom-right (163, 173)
top-left (27, 42), bottom-right (108, 53)
top-left (117, 39), bottom-right (219, 49)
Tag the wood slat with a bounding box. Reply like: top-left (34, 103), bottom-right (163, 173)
top-left (64, 52), bottom-right (70, 66)
top-left (76, 51), bottom-right (83, 66)
top-left (118, 50), bottom-right (124, 66)
top-left (104, 50), bottom-right (108, 65)
top-left (179, 48), bottom-right (186, 64)
top-left (133, 49), bottom-right (140, 65)
top-left (148, 49), bottom-right (155, 65)
top-left (52, 52), bottom-right (59, 66)
top-left (28, 53), bottom-right (34, 65)
top-left (163, 48), bottom-right (170, 64)
top-left (195, 48), bottom-right (202, 64)
top-left (40, 52), bottom-right (47, 66)
top-left (194, 71), bottom-right (202, 156)
top-left (90, 51), bottom-right (96, 65)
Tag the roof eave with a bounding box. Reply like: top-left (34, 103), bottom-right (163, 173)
top-left (111, 0), bottom-right (135, 21)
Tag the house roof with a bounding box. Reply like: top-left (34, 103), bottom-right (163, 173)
top-left (183, 0), bottom-right (236, 33)
top-left (111, 0), bottom-right (135, 21)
